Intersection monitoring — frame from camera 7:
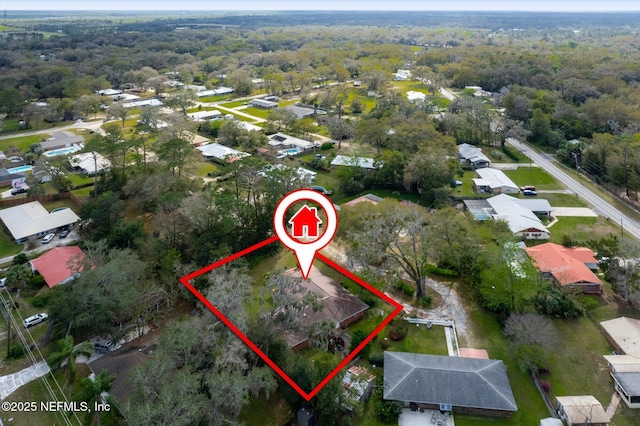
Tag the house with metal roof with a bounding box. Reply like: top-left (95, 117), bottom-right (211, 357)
top-left (383, 352), bottom-right (517, 417)
top-left (0, 201), bottom-right (80, 242)
top-left (187, 110), bottom-right (222, 122)
top-left (525, 242), bottom-right (602, 293)
top-left (473, 168), bottom-right (519, 194)
top-left (197, 143), bottom-right (250, 163)
top-left (601, 317), bottom-right (640, 409)
top-left (331, 155), bottom-right (379, 170)
top-left (268, 132), bottom-right (318, 151)
top-left (556, 396), bottom-right (609, 426)
top-left (122, 98), bottom-right (163, 108)
top-left (68, 152), bottom-right (111, 175)
top-left (485, 194), bottom-right (549, 239)
top-left (250, 99), bottom-right (279, 109)
top-left (457, 143), bottom-right (491, 169)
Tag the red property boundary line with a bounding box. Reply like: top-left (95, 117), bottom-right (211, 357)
top-left (179, 238), bottom-right (403, 401)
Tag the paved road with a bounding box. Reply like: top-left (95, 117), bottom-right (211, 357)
top-left (507, 137), bottom-right (640, 240)
top-left (0, 119), bottom-right (105, 141)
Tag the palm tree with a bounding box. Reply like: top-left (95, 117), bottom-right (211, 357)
top-left (75, 369), bottom-right (116, 426)
top-left (47, 336), bottom-right (94, 397)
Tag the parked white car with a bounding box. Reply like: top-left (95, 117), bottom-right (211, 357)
top-left (41, 233), bottom-right (56, 244)
top-left (23, 313), bottom-right (48, 328)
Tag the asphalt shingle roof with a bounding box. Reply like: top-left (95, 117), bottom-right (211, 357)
top-left (383, 352), bottom-right (517, 412)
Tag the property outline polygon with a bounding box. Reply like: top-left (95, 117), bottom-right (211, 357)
top-left (179, 236), bottom-right (403, 401)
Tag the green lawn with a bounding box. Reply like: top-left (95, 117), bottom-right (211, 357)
top-left (484, 146), bottom-right (530, 164)
top-left (71, 186), bottom-right (94, 199)
top-left (451, 170), bottom-right (490, 198)
top-left (0, 134), bottom-right (49, 153)
top-left (67, 173), bottom-right (94, 187)
top-left (198, 94), bottom-right (234, 103)
top-left (0, 230), bottom-right (23, 258)
top-left (42, 199), bottom-right (80, 214)
top-left (218, 100), bottom-right (247, 108)
top-left (539, 193), bottom-right (588, 207)
top-left (503, 167), bottom-right (564, 190)
top-left (547, 216), bottom-right (623, 244)
top-left (238, 107), bottom-right (272, 119)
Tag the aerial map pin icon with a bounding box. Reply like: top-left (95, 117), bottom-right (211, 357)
top-left (273, 189), bottom-right (338, 279)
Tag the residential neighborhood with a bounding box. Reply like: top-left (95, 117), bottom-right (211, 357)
top-left (0, 6), bottom-right (639, 426)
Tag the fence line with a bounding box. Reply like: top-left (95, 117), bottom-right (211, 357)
top-left (0, 192), bottom-right (81, 209)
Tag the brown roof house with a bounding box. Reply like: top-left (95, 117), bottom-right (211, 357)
top-left (282, 266), bottom-right (368, 350)
top-left (383, 352), bottom-right (517, 418)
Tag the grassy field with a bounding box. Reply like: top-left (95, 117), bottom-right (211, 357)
top-left (238, 107), bottom-right (272, 119)
top-left (67, 173), bottom-right (94, 188)
top-left (218, 100), bottom-right (247, 108)
top-left (451, 170), bottom-right (490, 198)
top-left (503, 167), bottom-right (564, 190)
top-left (0, 134), bottom-right (49, 153)
top-left (547, 216), bottom-right (623, 244)
top-left (0, 230), bottom-right (23, 258)
top-left (539, 193), bottom-right (588, 207)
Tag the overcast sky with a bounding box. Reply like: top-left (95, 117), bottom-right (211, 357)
top-left (2, 1), bottom-right (640, 11)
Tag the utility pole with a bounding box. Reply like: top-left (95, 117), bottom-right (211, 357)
top-left (572, 151), bottom-right (582, 184)
top-left (623, 143), bottom-right (630, 197)
top-left (1, 291), bottom-right (11, 358)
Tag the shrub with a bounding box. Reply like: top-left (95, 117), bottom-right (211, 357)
top-left (502, 146), bottom-right (520, 162)
top-left (350, 329), bottom-right (373, 359)
top-left (368, 351), bottom-right (384, 367)
top-left (320, 142), bottom-right (333, 150)
top-left (13, 253), bottom-right (28, 265)
top-left (401, 283), bottom-right (414, 297)
top-left (426, 264), bottom-right (458, 278)
top-left (8, 342), bottom-right (25, 359)
top-left (28, 275), bottom-right (45, 291)
top-left (379, 338), bottom-right (390, 350)
top-left (388, 318), bottom-right (409, 341)
top-left (31, 293), bottom-right (50, 308)
top-left (418, 295), bottom-right (432, 308)
top-left (540, 379), bottom-right (551, 393)
top-left (376, 400), bottom-right (403, 423)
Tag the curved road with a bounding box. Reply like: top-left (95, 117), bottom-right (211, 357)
top-left (507, 137), bottom-right (640, 240)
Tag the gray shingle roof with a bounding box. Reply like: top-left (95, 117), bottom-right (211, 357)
top-left (613, 372), bottom-right (640, 396)
top-left (383, 352), bottom-right (517, 412)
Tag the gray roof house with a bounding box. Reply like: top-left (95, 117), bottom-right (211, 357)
top-left (383, 352), bottom-right (517, 417)
top-left (0, 168), bottom-right (27, 187)
top-left (457, 143), bottom-right (491, 169)
top-left (250, 98), bottom-right (279, 109)
top-left (38, 131), bottom-right (84, 152)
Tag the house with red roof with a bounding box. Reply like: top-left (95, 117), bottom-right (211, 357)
top-left (524, 243), bottom-right (602, 294)
top-left (29, 246), bottom-right (85, 288)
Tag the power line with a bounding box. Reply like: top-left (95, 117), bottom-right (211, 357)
top-left (0, 290), bottom-right (80, 426)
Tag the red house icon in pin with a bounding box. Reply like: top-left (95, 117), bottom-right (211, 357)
top-left (288, 205), bottom-right (322, 238)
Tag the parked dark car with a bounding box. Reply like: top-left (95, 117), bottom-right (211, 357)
top-left (59, 230), bottom-right (70, 239)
